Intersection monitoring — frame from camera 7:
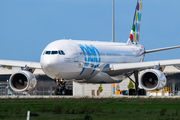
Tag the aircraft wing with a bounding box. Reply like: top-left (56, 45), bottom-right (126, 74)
top-left (0, 59), bottom-right (41, 69)
top-left (102, 59), bottom-right (180, 76)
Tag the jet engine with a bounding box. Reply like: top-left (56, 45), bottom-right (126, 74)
top-left (140, 69), bottom-right (166, 91)
top-left (9, 71), bottom-right (37, 92)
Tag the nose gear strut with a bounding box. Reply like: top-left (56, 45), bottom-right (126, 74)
top-left (54, 79), bottom-right (66, 95)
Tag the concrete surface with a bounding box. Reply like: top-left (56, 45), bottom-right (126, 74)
top-left (0, 95), bottom-right (180, 99)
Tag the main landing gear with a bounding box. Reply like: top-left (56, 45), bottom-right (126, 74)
top-left (54, 79), bottom-right (66, 95)
top-left (125, 70), bottom-right (145, 95)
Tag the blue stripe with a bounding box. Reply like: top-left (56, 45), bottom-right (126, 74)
top-left (90, 45), bottom-right (101, 62)
top-left (89, 45), bottom-right (101, 75)
top-left (79, 67), bottom-right (85, 75)
top-left (90, 66), bottom-right (96, 75)
top-left (99, 81), bottom-right (107, 83)
top-left (78, 44), bottom-right (88, 75)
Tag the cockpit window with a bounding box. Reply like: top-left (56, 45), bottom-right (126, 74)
top-left (59, 50), bottom-right (65, 55)
top-left (45, 51), bottom-right (51, 55)
top-left (51, 51), bottom-right (58, 55)
top-left (44, 50), bottom-right (65, 55)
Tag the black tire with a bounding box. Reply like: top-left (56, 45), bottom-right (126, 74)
top-left (138, 89), bottom-right (146, 95)
top-left (55, 89), bottom-right (59, 95)
top-left (61, 89), bottom-right (66, 95)
top-left (129, 89), bottom-right (135, 95)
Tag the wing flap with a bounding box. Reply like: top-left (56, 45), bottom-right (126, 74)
top-left (0, 60), bottom-right (41, 69)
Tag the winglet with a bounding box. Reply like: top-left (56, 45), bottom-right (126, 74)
top-left (127, 0), bottom-right (142, 44)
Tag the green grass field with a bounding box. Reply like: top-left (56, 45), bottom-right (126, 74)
top-left (0, 97), bottom-right (180, 120)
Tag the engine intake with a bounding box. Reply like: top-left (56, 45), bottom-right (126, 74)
top-left (140, 69), bottom-right (166, 91)
top-left (9, 71), bottom-right (37, 92)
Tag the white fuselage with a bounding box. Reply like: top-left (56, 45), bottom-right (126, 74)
top-left (40, 39), bottom-right (145, 83)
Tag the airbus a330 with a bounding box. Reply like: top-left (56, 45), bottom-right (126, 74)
top-left (1, 0), bottom-right (180, 95)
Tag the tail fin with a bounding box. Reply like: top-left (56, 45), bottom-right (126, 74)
top-left (127, 0), bottom-right (142, 44)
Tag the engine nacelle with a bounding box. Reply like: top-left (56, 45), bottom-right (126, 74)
top-left (9, 71), bottom-right (37, 92)
top-left (140, 69), bottom-right (166, 91)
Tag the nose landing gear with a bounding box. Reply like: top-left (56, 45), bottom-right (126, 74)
top-left (54, 79), bottom-right (66, 95)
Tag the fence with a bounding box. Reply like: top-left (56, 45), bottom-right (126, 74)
top-left (0, 83), bottom-right (73, 96)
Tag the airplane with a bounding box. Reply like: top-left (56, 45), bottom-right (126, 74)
top-left (1, 0), bottom-right (180, 95)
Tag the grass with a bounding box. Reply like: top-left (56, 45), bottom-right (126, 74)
top-left (0, 98), bottom-right (180, 120)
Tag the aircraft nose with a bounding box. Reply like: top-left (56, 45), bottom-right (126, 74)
top-left (40, 56), bottom-right (59, 76)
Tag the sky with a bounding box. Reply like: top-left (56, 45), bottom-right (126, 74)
top-left (0, 0), bottom-right (180, 62)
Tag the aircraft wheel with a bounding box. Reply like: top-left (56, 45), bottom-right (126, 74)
top-left (61, 89), bottom-right (66, 95)
top-left (55, 89), bottom-right (60, 95)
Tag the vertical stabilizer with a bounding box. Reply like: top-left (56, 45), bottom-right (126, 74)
top-left (127, 0), bottom-right (142, 44)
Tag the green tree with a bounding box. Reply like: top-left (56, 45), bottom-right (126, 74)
top-left (128, 80), bottom-right (134, 90)
top-left (98, 84), bottom-right (103, 93)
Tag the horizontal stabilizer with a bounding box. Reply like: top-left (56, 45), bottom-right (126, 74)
top-left (145, 45), bottom-right (180, 54)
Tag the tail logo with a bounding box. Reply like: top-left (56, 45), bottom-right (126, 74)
top-left (128, 0), bottom-right (142, 43)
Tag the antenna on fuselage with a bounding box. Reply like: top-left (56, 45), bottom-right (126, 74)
top-left (111, 0), bottom-right (115, 42)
